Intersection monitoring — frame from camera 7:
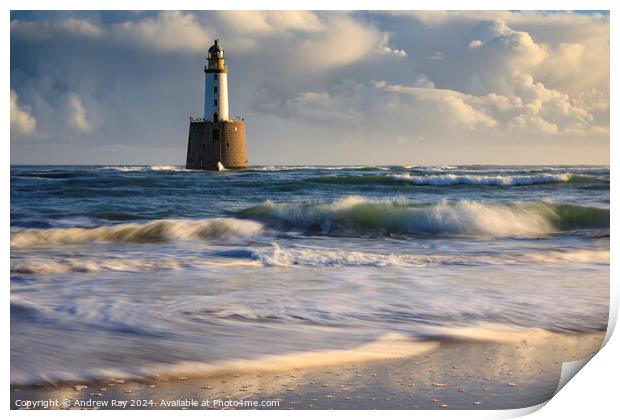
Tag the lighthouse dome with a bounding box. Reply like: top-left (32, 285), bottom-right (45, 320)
top-left (208, 39), bottom-right (224, 59)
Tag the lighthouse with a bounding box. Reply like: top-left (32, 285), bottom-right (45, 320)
top-left (204, 39), bottom-right (229, 121)
top-left (186, 39), bottom-right (248, 170)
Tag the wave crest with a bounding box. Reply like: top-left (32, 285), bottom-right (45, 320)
top-left (309, 172), bottom-right (577, 186)
top-left (394, 173), bottom-right (573, 186)
top-left (239, 196), bottom-right (608, 237)
top-left (11, 218), bottom-right (265, 247)
top-left (101, 165), bottom-right (189, 172)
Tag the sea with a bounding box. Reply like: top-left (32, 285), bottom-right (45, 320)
top-left (10, 164), bottom-right (610, 385)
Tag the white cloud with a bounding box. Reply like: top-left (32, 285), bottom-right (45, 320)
top-left (388, 13), bottom-right (606, 136)
top-left (67, 94), bottom-right (92, 133)
top-left (10, 17), bottom-right (103, 40)
top-left (10, 90), bottom-right (37, 138)
top-left (58, 18), bottom-right (104, 37)
top-left (412, 74), bottom-right (436, 89)
top-left (276, 68), bottom-right (597, 135)
top-left (271, 79), bottom-right (497, 132)
top-left (290, 14), bottom-right (385, 71)
top-left (216, 11), bottom-right (324, 33)
top-left (382, 46), bottom-right (407, 57)
top-left (374, 82), bottom-right (498, 129)
top-left (112, 11), bottom-right (212, 53)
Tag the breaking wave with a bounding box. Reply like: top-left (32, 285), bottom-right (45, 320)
top-left (311, 172), bottom-right (579, 186)
top-left (239, 196), bottom-right (609, 237)
top-left (394, 172), bottom-right (574, 186)
top-left (10, 218), bottom-right (265, 247)
top-left (9, 197), bottom-right (610, 248)
top-left (101, 165), bottom-right (189, 172)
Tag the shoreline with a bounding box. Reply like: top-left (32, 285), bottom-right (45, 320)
top-left (11, 330), bottom-right (604, 410)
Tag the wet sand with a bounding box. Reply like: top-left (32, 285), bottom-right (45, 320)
top-left (11, 330), bottom-right (604, 410)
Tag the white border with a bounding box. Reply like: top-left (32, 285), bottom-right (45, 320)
top-left (4, 1), bottom-right (616, 419)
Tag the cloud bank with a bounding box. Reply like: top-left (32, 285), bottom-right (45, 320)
top-left (10, 11), bottom-right (609, 165)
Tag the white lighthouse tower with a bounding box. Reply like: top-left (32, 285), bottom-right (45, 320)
top-left (204, 39), bottom-right (229, 121)
top-left (187, 38), bottom-right (248, 170)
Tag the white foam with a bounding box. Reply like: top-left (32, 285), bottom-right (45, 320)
top-left (100, 165), bottom-right (189, 172)
top-left (393, 173), bottom-right (573, 186)
top-left (10, 257), bottom-right (184, 274)
top-left (149, 165), bottom-right (189, 171)
top-left (422, 323), bottom-right (556, 343)
top-left (256, 243), bottom-right (428, 267)
top-left (525, 249), bottom-right (610, 264)
top-left (251, 243), bottom-right (610, 268)
top-left (11, 254), bottom-right (263, 275)
top-left (11, 245), bottom-right (608, 274)
top-left (100, 166), bottom-right (147, 172)
top-left (405, 165), bottom-right (458, 171)
top-left (254, 165), bottom-right (373, 171)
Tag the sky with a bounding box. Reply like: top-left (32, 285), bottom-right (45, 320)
top-left (10, 10), bottom-right (610, 165)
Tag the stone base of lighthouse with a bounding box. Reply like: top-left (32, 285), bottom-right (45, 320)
top-left (186, 120), bottom-right (248, 170)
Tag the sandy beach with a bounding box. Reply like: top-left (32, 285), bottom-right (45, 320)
top-left (11, 330), bottom-right (604, 410)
